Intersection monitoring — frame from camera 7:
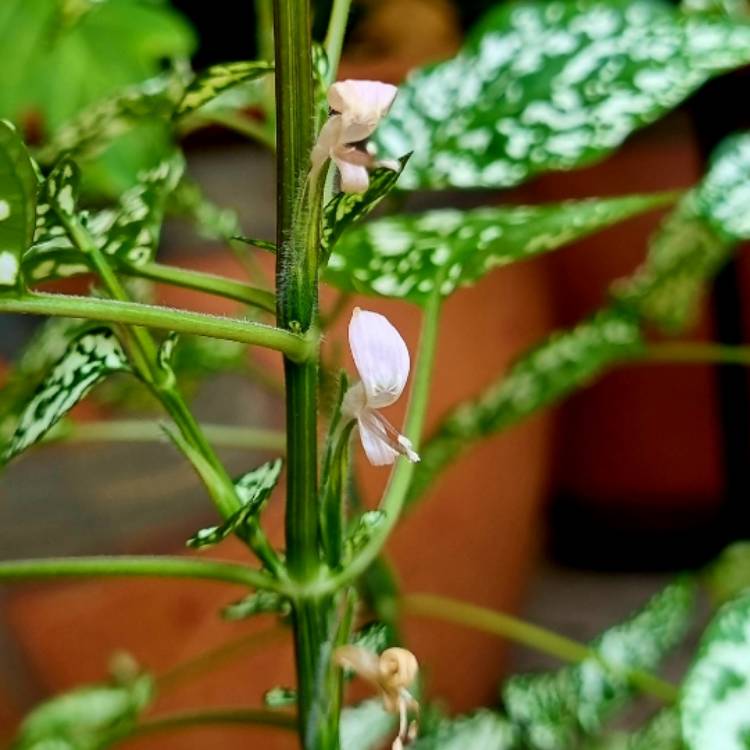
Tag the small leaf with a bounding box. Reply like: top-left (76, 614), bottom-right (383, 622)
top-left (375, 0), bottom-right (750, 189)
top-left (0, 119), bottom-right (37, 290)
top-left (11, 674), bottom-right (154, 750)
top-left (411, 710), bottom-right (517, 749)
top-left (504, 581), bottom-right (695, 750)
top-left (221, 590), bottom-right (291, 621)
top-left (4, 328), bottom-right (131, 462)
top-left (681, 593), bottom-right (750, 750)
top-left (264, 686), bottom-right (297, 708)
top-left (409, 307), bottom-right (644, 504)
top-left (175, 60), bottom-right (273, 118)
top-left (187, 458), bottom-right (283, 549)
top-left (231, 235), bottom-right (277, 253)
top-left (320, 154), bottom-right (410, 263)
top-left (345, 511), bottom-right (386, 559)
top-left (325, 193), bottom-right (675, 305)
top-left (339, 699), bottom-right (397, 750)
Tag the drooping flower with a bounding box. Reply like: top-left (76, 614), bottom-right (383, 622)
top-left (334, 645), bottom-right (419, 748)
top-left (343, 308), bottom-right (420, 466)
top-left (311, 79), bottom-right (398, 193)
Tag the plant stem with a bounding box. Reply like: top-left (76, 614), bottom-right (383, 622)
top-left (403, 593), bottom-right (679, 704)
top-left (0, 292), bottom-right (312, 361)
top-left (642, 342), bottom-right (750, 366)
top-left (55, 420), bottom-right (286, 452)
top-left (0, 556), bottom-right (274, 589)
top-left (320, 291), bottom-right (442, 595)
top-left (273, 1), bottom-right (333, 746)
top-left (324, 0), bottom-right (353, 82)
top-left (128, 261), bottom-right (275, 313)
top-left (107, 707), bottom-right (296, 746)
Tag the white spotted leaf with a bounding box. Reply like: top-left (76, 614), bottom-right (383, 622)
top-left (3, 328), bottom-right (132, 462)
top-left (0, 120), bottom-right (37, 290)
top-left (11, 674), bottom-right (153, 750)
top-left (375, 0), bottom-right (750, 189)
top-left (187, 458), bottom-right (283, 549)
top-left (615, 132), bottom-right (750, 331)
top-left (339, 699), bottom-right (397, 750)
top-left (503, 581), bottom-right (695, 750)
top-left (175, 60), bottom-right (274, 118)
top-left (325, 192), bottom-right (675, 304)
top-left (411, 711), bottom-right (517, 749)
top-left (408, 308), bottom-right (644, 503)
top-left (681, 594), bottom-right (750, 750)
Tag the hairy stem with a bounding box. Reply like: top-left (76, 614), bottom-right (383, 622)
top-left (53, 420), bottom-right (285, 452)
top-left (0, 292), bottom-right (312, 360)
top-left (128, 261), bottom-right (275, 313)
top-left (403, 593), bottom-right (679, 704)
top-left (0, 556), bottom-right (273, 589)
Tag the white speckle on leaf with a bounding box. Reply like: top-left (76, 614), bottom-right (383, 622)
top-left (0, 251), bottom-right (18, 285)
top-left (0, 200), bottom-right (10, 221)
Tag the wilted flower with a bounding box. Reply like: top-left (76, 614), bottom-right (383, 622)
top-left (334, 645), bottom-right (419, 748)
top-left (311, 79), bottom-right (398, 193)
top-left (343, 308), bottom-right (420, 466)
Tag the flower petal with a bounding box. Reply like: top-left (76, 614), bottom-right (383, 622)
top-left (335, 157), bottom-right (370, 194)
top-left (328, 80), bottom-right (398, 142)
top-left (358, 414), bottom-right (399, 466)
top-left (349, 308), bottom-right (410, 408)
top-left (311, 115), bottom-right (342, 171)
top-left (333, 645), bottom-right (381, 685)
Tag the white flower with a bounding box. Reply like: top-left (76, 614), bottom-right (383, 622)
top-left (334, 645), bottom-right (419, 749)
top-left (343, 308), bottom-right (420, 466)
top-left (311, 80), bottom-right (398, 193)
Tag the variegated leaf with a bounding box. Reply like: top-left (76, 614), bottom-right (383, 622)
top-left (681, 593), bottom-right (750, 750)
top-left (339, 699), bottom-right (397, 750)
top-left (504, 581), bottom-right (695, 750)
top-left (187, 458), bottom-right (283, 548)
top-left (3, 328), bottom-right (131, 462)
top-left (0, 120), bottom-right (37, 290)
top-left (37, 72), bottom-right (183, 165)
top-left (175, 60), bottom-right (274, 118)
top-left (375, 0), bottom-right (750, 189)
top-left (408, 308), bottom-right (644, 503)
top-left (11, 674), bottom-right (153, 750)
top-left (411, 711), bottom-right (517, 749)
top-left (326, 192), bottom-right (675, 305)
top-left (321, 155), bottom-right (410, 263)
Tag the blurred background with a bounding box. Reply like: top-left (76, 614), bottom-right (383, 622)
top-left (0, 0), bottom-right (748, 746)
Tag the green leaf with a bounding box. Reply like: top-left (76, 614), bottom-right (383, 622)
top-left (264, 686), bottom-right (297, 708)
top-left (0, 119), bottom-right (38, 290)
top-left (186, 458), bottom-right (283, 548)
top-left (37, 72), bottom-right (183, 166)
top-left (705, 542), bottom-right (750, 606)
top-left (615, 132), bottom-right (750, 331)
top-left (681, 593), bottom-right (750, 750)
top-left (345, 511), bottom-right (386, 559)
top-left (627, 709), bottom-right (683, 750)
top-left (374, 0), bottom-right (750, 190)
top-left (325, 193), bottom-right (675, 305)
top-left (168, 177), bottom-right (243, 243)
top-left (339, 699), bottom-right (397, 750)
top-left (503, 581), bottom-right (695, 750)
top-left (175, 60), bottom-right (274, 118)
top-left (321, 155), bottom-right (410, 263)
top-left (25, 153), bottom-right (185, 283)
top-left (11, 674), bottom-right (153, 750)
top-left (221, 590), bottom-right (291, 621)
top-left (411, 710), bottom-right (517, 749)
top-left (3, 328), bottom-right (131, 463)
top-left (409, 307), bottom-right (644, 504)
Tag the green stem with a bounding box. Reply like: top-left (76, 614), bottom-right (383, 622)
top-left (319, 290), bottom-right (442, 595)
top-left (128, 261), bottom-right (275, 313)
top-left (324, 0), bottom-right (353, 82)
top-left (273, 1), bottom-right (333, 747)
top-left (642, 342), bottom-right (750, 366)
top-left (55, 420), bottom-right (286, 452)
top-left (107, 707), bottom-right (296, 746)
top-left (0, 556), bottom-right (274, 589)
top-left (403, 593), bottom-right (679, 704)
top-left (0, 292), bottom-right (312, 361)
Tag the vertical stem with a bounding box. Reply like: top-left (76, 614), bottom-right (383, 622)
top-left (324, 0), bottom-right (353, 82)
top-left (272, 3), bottom-right (333, 748)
